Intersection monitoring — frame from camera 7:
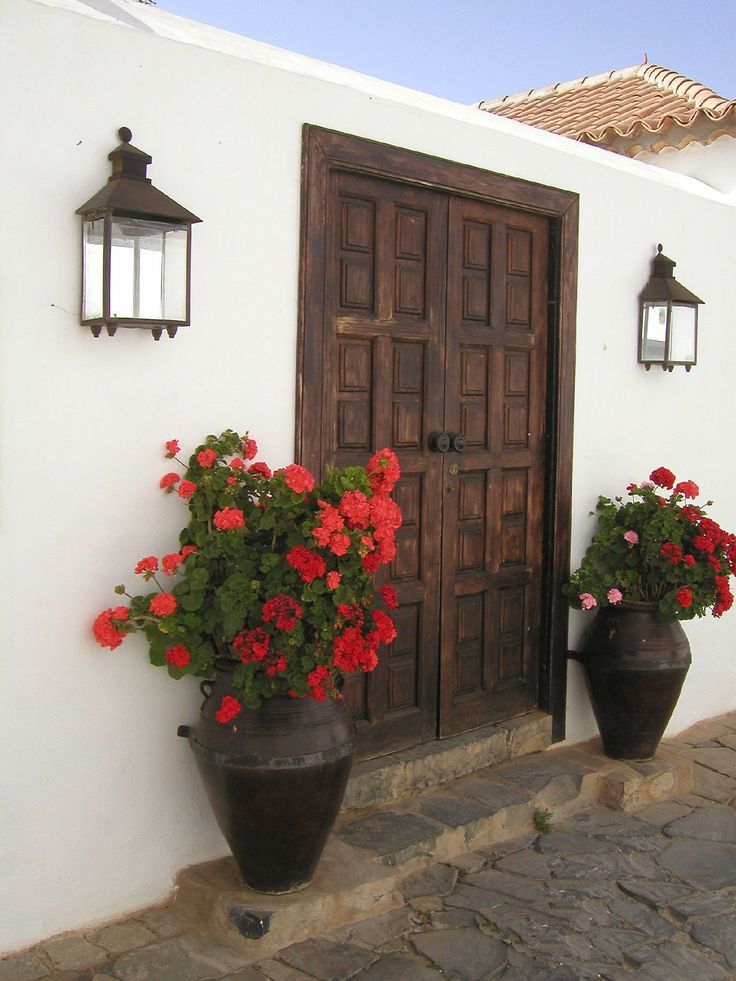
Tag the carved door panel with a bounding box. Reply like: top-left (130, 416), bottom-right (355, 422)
top-left (439, 198), bottom-right (549, 736)
top-left (302, 164), bottom-right (550, 760)
top-left (320, 171), bottom-right (447, 758)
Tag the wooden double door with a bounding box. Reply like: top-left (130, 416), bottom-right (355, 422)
top-left (299, 131), bottom-right (565, 761)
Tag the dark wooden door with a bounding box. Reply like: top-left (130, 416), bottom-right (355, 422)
top-left (439, 198), bottom-right (548, 736)
top-left (302, 157), bottom-right (551, 760)
top-left (321, 171), bottom-right (447, 758)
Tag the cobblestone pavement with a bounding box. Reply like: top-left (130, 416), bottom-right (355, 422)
top-left (2, 712), bottom-right (736, 981)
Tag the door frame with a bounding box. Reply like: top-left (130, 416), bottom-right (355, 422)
top-left (296, 125), bottom-right (578, 742)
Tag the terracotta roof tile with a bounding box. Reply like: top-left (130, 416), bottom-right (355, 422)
top-left (476, 63), bottom-right (736, 155)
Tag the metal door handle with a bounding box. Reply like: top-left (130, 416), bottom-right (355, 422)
top-left (428, 432), bottom-right (451, 453)
top-left (450, 433), bottom-right (467, 453)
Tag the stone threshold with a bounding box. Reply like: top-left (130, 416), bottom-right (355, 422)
top-left (343, 709), bottom-right (552, 811)
top-left (172, 735), bottom-right (694, 962)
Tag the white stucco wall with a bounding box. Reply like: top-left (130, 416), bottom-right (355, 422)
top-left (2, 0), bottom-right (736, 954)
top-left (637, 134), bottom-right (736, 194)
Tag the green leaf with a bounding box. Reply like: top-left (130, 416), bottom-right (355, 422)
top-left (181, 590), bottom-right (204, 612)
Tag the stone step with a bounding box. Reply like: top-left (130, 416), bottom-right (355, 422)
top-left (343, 709), bottom-right (552, 811)
top-left (171, 736), bottom-right (693, 962)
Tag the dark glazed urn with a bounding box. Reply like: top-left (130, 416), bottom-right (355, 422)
top-left (579, 602), bottom-right (691, 761)
top-left (181, 660), bottom-right (354, 893)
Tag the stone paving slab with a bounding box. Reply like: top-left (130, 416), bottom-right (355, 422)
top-left (278, 938), bottom-right (377, 980)
top-left (39, 936), bottom-right (107, 973)
top-left (0, 952), bottom-right (50, 981)
top-left (335, 810), bottom-right (442, 864)
top-left (2, 709), bottom-right (736, 980)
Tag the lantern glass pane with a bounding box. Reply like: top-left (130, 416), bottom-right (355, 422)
top-left (641, 302), bottom-right (667, 362)
top-left (109, 218), bottom-right (187, 322)
top-left (82, 218), bottom-right (104, 320)
top-left (162, 226), bottom-right (188, 321)
top-left (668, 305), bottom-right (696, 364)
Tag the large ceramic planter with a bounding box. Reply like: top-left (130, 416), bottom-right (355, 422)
top-left (577, 602), bottom-right (691, 761)
top-left (179, 660), bottom-right (355, 893)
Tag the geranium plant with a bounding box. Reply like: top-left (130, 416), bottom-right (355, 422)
top-left (565, 467), bottom-right (736, 621)
top-left (93, 429), bottom-right (402, 720)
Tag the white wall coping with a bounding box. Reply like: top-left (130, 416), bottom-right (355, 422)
top-left (33, 0), bottom-right (736, 207)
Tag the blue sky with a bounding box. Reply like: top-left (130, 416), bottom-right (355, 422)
top-left (154, 0), bottom-right (735, 104)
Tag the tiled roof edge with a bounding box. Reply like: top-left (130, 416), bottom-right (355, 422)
top-left (638, 64), bottom-right (735, 116)
top-left (475, 63), bottom-right (736, 151)
top-left (580, 101), bottom-right (736, 145)
top-left (474, 64), bottom-right (643, 111)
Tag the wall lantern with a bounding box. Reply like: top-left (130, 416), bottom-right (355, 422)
top-left (76, 127), bottom-right (201, 339)
top-left (639, 244), bottom-right (703, 372)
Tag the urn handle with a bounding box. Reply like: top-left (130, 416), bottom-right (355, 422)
top-left (199, 679), bottom-right (214, 708)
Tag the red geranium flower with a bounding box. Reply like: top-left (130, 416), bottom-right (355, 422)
top-left (177, 479), bottom-right (197, 500)
top-left (307, 665), bottom-right (331, 701)
top-left (674, 480), bottom-right (699, 499)
top-left (362, 553), bottom-right (380, 573)
top-left (339, 490), bottom-right (371, 529)
top-left (165, 439), bottom-right (180, 458)
top-left (649, 467), bottom-right (675, 490)
top-left (92, 607), bottom-right (129, 650)
top-left (328, 533), bottom-right (350, 557)
top-left (283, 464), bottom-right (315, 494)
top-left (675, 587), bottom-right (693, 609)
top-left (699, 518), bottom-right (726, 546)
top-left (262, 594), bottom-right (303, 631)
top-left (243, 438), bottom-right (258, 460)
top-left (381, 584), bottom-right (399, 609)
top-left (161, 552), bottom-right (184, 576)
top-left (249, 461), bottom-right (272, 479)
top-left (213, 507), bottom-right (245, 531)
top-left (197, 448), bottom-right (218, 469)
top-left (134, 555), bottom-right (158, 576)
top-left (366, 448), bottom-right (401, 495)
top-left (286, 545), bottom-right (326, 583)
top-left (149, 593), bottom-right (176, 617)
top-left (233, 628), bottom-right (270, 663)
top-left (372, 609), bottom-right (397, 644)
top-left (332, 626), bottom-right (371, 673)
top-left (266, 655), bottom-right (288, 678)
top-left (164, 644), bottom-right (191, 668)
top-left (326, 571), bottom-right (342, 590)
top-left (312, 502), bottom-right (348, 555)
top-left (659, 542), bottom-right (682, 565)
top-left (159, 472), bottom-right (180, 490)
top-left (338, 602), bottom-right (363, 624)
top-left (215, 695), bottom-right (241, 724)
